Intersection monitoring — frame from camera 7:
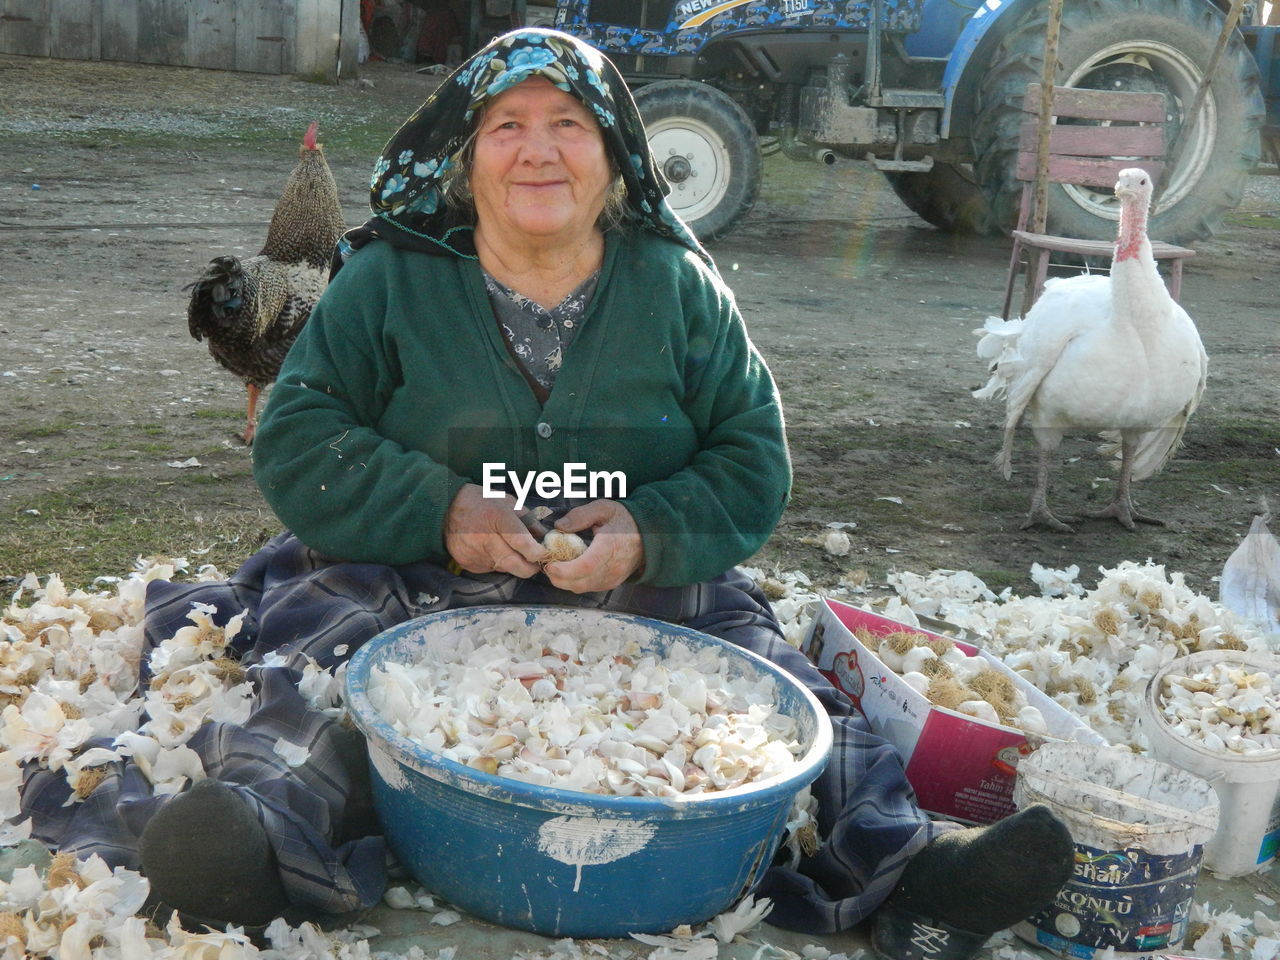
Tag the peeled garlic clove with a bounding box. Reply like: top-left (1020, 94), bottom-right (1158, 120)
top-left (528, 677), bottom-right (558, 701)
top-left (542, 530), bottom-right (588, 563)
top-left (625, 690), bottom-right (661, 710)
top-left (484, 732), bottom-right (518, 753)
top-left (1201, 730), bottom-right (1227, 752)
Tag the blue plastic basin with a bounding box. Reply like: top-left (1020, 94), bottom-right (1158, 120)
top-left (344, 605), bottom-right (832, 938)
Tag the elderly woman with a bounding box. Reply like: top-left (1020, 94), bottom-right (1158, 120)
top-left (17, 29), bottom-right (1072, 960)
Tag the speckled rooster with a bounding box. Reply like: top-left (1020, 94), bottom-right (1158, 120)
top-left (186, 122), bottom-right (344, 444)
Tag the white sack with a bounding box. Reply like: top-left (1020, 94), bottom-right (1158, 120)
top-left (1219, 512), bottom-right (1280, 640)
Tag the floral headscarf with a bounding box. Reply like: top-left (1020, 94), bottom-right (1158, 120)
top-left (332, 28), bottom-right (711, 274)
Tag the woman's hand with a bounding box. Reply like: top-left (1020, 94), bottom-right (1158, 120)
top-left (444, 484), bottom-right (545, 577)
top-left (542, 500), bottom-right (644, 593)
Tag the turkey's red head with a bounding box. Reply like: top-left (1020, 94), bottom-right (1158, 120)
top-left (303, 122), bottom-right (319, 151)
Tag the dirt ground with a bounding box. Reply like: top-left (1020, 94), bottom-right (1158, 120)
top-left (1, 52), bottom-right (1278, 598)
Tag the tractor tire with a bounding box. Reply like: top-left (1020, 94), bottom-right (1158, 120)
top-left (971, 0), bottom-right (1264, 245)
top-left (883, 162), bottom-right (998, 234)
top-left (633, 80), bottom-right (762, 241)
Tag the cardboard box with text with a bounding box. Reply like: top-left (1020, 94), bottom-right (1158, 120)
top-left (802, 597), bottom-right (1104, 823)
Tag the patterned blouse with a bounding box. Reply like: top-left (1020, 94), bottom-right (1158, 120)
top-left (483, 269), bottom-right (600, 394)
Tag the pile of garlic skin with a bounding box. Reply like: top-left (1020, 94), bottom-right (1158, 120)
top-left (1157, 661), bottom-right (1280, 754)
top-left (0, 562), bottom-right (341, 818)
top-left (0, 562), bottom-right (231, 824)
top-left (745, 567), bottom-right (829, 649)
top-left (4, 556), bottom-right (1278, 960)
top-left (874, 560), bottom-right (1274, 750)
top-left (862, 628), bottom-right (1047, 734)
top-left (368, 626), bottom-right (803, 797)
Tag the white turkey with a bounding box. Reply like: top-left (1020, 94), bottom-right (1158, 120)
top-left (973, 168), bottom-right (1208, 532)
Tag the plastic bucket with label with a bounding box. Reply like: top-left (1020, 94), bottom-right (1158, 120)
top-left (1012, 741), bottom-right (1219, 960)
top-left (1141, 650), bottom-right (1280, 877)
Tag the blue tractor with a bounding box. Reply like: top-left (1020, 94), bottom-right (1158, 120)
top-left (547, 0), bottom-right (1280, 242)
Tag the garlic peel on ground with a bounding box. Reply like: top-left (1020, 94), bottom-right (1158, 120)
top-left (6, 554), bottom-right (1280, 958)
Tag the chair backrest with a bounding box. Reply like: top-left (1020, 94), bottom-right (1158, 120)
top-left (1015, 83), bottom-right (1169, 191)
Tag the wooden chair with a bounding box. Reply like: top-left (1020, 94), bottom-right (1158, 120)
top-left (1000, 83), bottom-right (1196, 320)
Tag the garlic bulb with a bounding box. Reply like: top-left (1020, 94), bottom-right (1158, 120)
top-left (1017, 705), bottom-right (1049, 735)
top-left (823, 530), bottom-right (852, 557)
top-left (877, 639), bottom-right (907, 672)
top-left (541, 530), bottom-right (588, 563)
top-left (900, 646), bottom-right (939, 676)
top-left (855, 626), bottom-right (1034, 732)
top-left (900, 671), bottom-right (931, 695)
top-left (957, 700), bottom-right (1000, 724)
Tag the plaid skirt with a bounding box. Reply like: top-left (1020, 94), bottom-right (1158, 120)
top-left (19, 532), bottom-right (940, 933)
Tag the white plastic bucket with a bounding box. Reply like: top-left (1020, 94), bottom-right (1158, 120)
top-left (1012, 741), bottom-right (1219, 960)
top-left (1141, 650), bottom-right (1280, 877)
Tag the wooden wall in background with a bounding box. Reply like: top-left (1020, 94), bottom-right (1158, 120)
top-left (0, 0), bottom-right (348, 76)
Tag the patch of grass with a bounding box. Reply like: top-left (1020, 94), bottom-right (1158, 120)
top-left (54, 110), bottom-right (405, 160)
top-left (312, 119), bottom-right (406, 161)
top-left (192, 408), bottom-right (242, 421)
top-left (20, 422), bottom-right (75, 439)
top-left (183, 470), bottom-right (252, 486)
top-left (1224, 212), bottom-right (1279, 229)
top-left (133, 442), bottom-right (177, 455)
top-left (0, 477), bottom-right (275, 588)
top-left (1166, 460), bottom-right (1265, 487)
top-left (1182, 417), bottom-right (1279, 459)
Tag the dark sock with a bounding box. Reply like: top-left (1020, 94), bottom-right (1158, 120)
top-left (886, 803), bottom-right (1074, 934)
top-left (138, 778), bottom-right (291, 927)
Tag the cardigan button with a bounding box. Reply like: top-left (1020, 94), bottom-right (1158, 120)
top-left (536, 422), bottom-right (553, 439)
